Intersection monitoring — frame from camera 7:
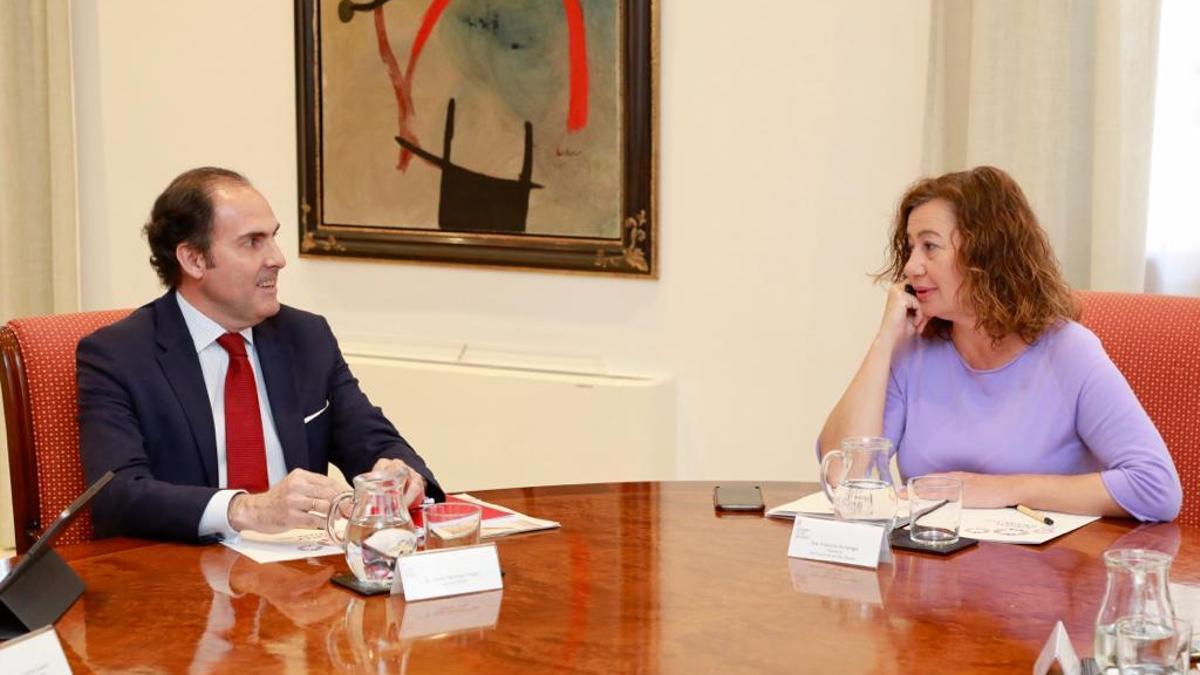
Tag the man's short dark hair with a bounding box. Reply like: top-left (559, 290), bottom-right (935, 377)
top-left (143, 167), bottom-right (251, 287)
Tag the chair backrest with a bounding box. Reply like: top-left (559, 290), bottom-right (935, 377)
top-left (1077, 291), bottom-right (1200, 525)
top-left (1, 310), bottom-right (131, 552)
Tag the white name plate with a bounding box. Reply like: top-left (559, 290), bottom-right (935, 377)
top-left (787, 515), bottom-right (888, 569)
top-left (1033, 620), bottom-right (1081, 675)
top-left (393, 542), bottom-right (503, 602)
top-left (0, 625), bottom-right (73, 675)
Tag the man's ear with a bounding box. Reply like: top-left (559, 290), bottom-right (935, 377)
top-left (176, 242), bottom-right (209, 280)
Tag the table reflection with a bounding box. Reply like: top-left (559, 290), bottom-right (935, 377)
top-left (1106, 523), bottom-right (1182, 559)
top-left (788, 557), bottom-right (893, 607)
top-left (882, 522), bottom-right (1175, 661)
top-left (324, 591), bottom-right (501, 673)
top-left (191, 547), bottom-right (346, 673)
top-left (325, 594), bottom-right (409, 673)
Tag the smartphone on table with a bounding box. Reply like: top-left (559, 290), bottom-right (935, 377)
top-left (713, 484), bottom-right (765, 512)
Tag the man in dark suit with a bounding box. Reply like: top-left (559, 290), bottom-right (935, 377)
top-left (78, 167), bottom-right (442, 541)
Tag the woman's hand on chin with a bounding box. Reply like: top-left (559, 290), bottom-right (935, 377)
top-left (878, 282), bottom-right (927, 346)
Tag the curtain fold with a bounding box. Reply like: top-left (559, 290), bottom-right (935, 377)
top-left (0, 0), bottom-right (80, 552)
top-left (922, 0), bottom-right (1161, 292)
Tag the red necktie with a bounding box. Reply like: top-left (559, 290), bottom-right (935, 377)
top-left (217, 333), bottom-right (269, 492)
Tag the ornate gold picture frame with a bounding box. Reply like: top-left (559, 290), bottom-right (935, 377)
top-left (295, 0), bottom-right (657, 276)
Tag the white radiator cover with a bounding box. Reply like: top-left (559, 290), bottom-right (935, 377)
top-left (342, 348), bottom-right (676, 493)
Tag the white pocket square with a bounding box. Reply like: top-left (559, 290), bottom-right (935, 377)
top-left (303, 400), bottom-right (330, 424)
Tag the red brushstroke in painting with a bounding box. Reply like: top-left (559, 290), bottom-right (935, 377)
top-left (407, 0), bottom-right (452, 84)
top-left (374, 0), bottom-right (450, 170)
top-left (373, 7), bottom-right (418, 170)
top-left (562, 0), bottom-right (589, 132)
top-left (374, 0), bottom-right (590, 172)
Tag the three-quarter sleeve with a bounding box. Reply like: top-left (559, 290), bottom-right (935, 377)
top-left (1077, 355), bottom-right (1182, 522)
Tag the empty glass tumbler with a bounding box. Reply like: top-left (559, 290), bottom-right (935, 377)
top-left (907, 475), bottom-right (963, 546)
top-left (424, 502), bottom-right (483, 550)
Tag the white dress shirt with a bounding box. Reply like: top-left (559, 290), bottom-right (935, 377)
top-left (176, 292), bottom-right (288, 540)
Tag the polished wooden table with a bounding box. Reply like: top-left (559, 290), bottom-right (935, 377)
top-left (41, 482), bottom-right (1200, 673)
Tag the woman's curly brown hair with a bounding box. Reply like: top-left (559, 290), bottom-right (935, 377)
top-left (876, 166), bottom-right (1079, 345)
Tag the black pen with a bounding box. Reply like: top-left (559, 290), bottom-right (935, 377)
top-left (1013, 504), bottom-right (1054, 526)
top-left (902, 499), bottom-right (950, 529)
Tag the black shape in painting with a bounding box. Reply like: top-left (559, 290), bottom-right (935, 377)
top-left (337, 0), bottom-right (393, 24)
top-left (396, 98), bottom-right (542, 234)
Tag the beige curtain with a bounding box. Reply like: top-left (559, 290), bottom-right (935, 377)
top-left (0, 0), bottom-right (80, 551)
top-left (922, 0), bottom-right (1161, 292)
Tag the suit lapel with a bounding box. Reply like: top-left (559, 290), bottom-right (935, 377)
top-left (153, 291), bottom-right (218, 486)
top-left (253, 318), bottom-right (309, 472)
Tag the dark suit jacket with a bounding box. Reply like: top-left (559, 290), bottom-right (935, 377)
top-left (77, 290), bottom-right (443, 541)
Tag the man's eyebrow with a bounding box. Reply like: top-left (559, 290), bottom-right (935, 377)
top-left (237, 225), bottom-right (279, 241)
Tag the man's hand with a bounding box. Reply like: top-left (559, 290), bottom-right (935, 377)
top-left (227, 469), bottom-right (344, 534)
top-left (371, 458), bottom-right (427, 508)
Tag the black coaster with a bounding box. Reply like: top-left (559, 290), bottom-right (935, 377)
top-left (331, 573), bottom-right (393, 596)
top-left (889, 529), bottom-right (979, 555)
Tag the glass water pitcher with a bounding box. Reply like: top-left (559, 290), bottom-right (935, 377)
top-left (1094, 548), bottom-right (1176, 672)
top-left (325, 467), bottom-right (419, 590)
top-left (819, 436), bottom-right (899, 525)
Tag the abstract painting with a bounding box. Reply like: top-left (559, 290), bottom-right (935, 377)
top-left (296, 0), bottom-right (656, 276)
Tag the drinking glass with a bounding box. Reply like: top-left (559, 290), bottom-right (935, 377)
top-left (907, 475), bottom-right (963, 546)
top-left (1115, 615), bottom-right (1190, 674)
top-left (423, 503), bottom-right (483, 550)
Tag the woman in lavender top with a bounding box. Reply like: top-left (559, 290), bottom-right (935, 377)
top-left (818, 166), bottom-right (1181, 521)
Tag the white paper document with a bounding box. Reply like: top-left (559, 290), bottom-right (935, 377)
top-left (221, 527), bottom-right (343, 564)
top-left (223, 494), bottom-right (559, 563)
top-left (768, 492), bottom-right (1100, 545)
top-left (0, 626), bottom-right (73, 675)
top-left (767, 491), bottom-right (910, 520)
top-left (958, 508), bottom-right (1099, 545)
top-left (452, 493), bottom-right (561, 538)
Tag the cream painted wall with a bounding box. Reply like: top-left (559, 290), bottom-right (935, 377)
top-left (70, 0), bottom-right (931, 483)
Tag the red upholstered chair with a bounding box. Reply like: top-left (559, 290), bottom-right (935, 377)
top-left (1, 310), bottom-right (131, 553)
top-left (1077, 291), bottom-right (1200, 525)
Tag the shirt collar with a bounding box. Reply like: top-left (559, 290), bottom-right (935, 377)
top-left (174, 291), bottom-right (254, 353)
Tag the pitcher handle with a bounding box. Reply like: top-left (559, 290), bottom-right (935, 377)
top-left (325, 491), bottom-right (354, 546)
top-left (819, 450), bottom-right (843, 504)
